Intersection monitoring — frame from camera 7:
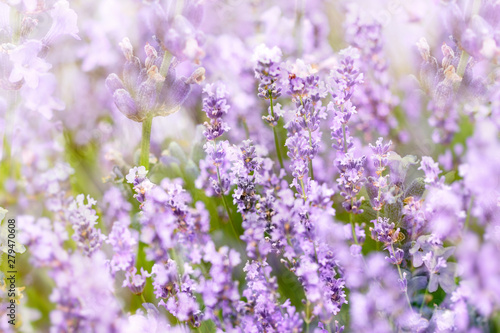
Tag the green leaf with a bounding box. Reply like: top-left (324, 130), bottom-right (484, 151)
top-left (199, 319), bottom-right (217, 333)
top-left (404, 177), bottom-right (426, 199)
top-left (190, 125), bottom-right (207, 164)
top-left (168, 141), bottom-right (188, 165)
top-left (385, 200), bottom-right (403, 224)
top-left (185, 159), bottom-right (200, 181)
top-left (444, 170), bottom-right (456, 184)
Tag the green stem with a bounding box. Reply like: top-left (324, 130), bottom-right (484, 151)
top-left (138, 51), bottom-right (171, 170)
top-left (299, 178), bottom-right (307, 201)
top-left (350, 210), bottom-right (359, 246)
top-left (304, 300), bottom-right (311, 332)
top-left (159, 51), bottom-right (173, 77)
top-left (169, 247), bottom-right (182, 270)
top-left (220, 188), bottom-right (238, 237)
top-left (456, 51), bottom-right (470, 80)
top-left (140, 293), bottom-right (146, 304)
top-left (454, 50), bottom-right (470, 91)
top-left (140, 115), bottom-right (153, 169)
top-left (420, 286), bottom-right (429, 313)
top-left (213, 140), bottom-right (238, 241)
top-left (269, 95), bottom-right (284, 170)
top-left (390, 243), bottom-right (412, 309)
top-left (308, 159), bottom-right (314, 180)
top-left (299, 96), bottom-right (314, 180)
top-left (241, 118), bottom-right (250, 140)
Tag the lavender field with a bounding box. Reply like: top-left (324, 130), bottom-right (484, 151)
top-left (1, 0), bottom-right (500, 332)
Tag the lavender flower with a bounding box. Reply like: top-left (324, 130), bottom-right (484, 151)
top-left (123, 267), bottom-right (150, 295)
top-left (419, 156), bottom-right (443, 187)
top-left (367, 137), bottom-right (392, 211)
top-left (106, 39), bottom-right (204, 122)
top-left (6, 1), bottom-right (500, 331)
top-left (241, 260), bottom-right (302, 332)
top-left (66, 194), bottom-right (105, 256)
top-left (8, 40), bottom-right (51, 89)
top-left (107, 221), bottom-right (137, 274)
top-left (201, 83), bottom-right (231, 141)
top-left (370, 217), bottom-right (400, 245)
top-left (410, 235), bottom-right (456, 293)
top-left (335, 154), bottom-right (366, 214)
top-left (253, 44), bottom-right (283, 100)
top-left (195, 80), bottom-right (239, 246)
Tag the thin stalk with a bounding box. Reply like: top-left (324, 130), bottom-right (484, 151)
top-left (213, 141), bottom-right (239, 241)
top-left (456, 51), bottom-right (470, 80)
top-left (159, 51), bottom-right (173, 77)
top-left (391, 243), bottom-right (412, 309)
top-left (216, 166), bottom-right (235, 227)
top-left (304, 300), bottom-right (311, 332)
top-left (420, 286), bottom-right (429, 313)
top-left (140, 115), bottom-right (153, 169)
top-left (350, 210), bottom-right (359, 246)
top-left (169, 248), bottom-right (185, 276)
top-left (140, 293), bottom-right (147, 304)
top-left (299, 178), bottom-right (307, 201)
top-left (454, 50), bottom-right (470, 91)
top-left (138, 51), bottom-right (172, 169)
top-left (241, 118), bottom-right (250, 139)
top-left (308, 158), bottom-right (314, 180)
top-left (299, 96), bottom-right (314, 180)
top-left (269, 95), bottom-right (284, 169)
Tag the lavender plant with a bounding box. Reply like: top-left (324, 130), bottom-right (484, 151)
top-left (1, 0), bottom-right (500, 332)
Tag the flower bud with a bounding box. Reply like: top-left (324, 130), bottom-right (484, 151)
top-left (119, 37), bottom-right (134, 61)
top-left (186, 67), bottom-right (205, 85)
top-left (112, 89), bottom-right (140, 121)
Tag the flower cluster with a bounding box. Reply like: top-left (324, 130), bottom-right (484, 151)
top-left (3, 0), bottom-right (500, 332)
top-left (106, 38), bottom-right (205, 122)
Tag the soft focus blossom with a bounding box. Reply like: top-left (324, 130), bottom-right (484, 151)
top-left (2, 0), bottom-right (500, 331)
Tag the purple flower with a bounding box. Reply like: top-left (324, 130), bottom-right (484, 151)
top-left (107, 222), bottom-right (137, 274)
top-left (253, 44), bottom-right (283, 100)
top-left (335, 153), bottom-right (366, 214)
top-left (370, 217), bottom-right (399, 244)
top-left (199, 244), bottom-right (241, 328)
top-left (419, 156), bottom-right (443, 186)
top-left (125, 303), bottom-right (170, 332)
top-left (8, 40), bottom-right (51, 89)
top-left (126, 166), bottom-right (154, 204)
top-left (123, 267), bottom-right (151, 295)
top-left (201, 83), bottom-right (231, 140)
top-left (142, 1), bottom-right (205, 63)
top-left (328, 48), bottom-right (364, 105)
top-left (106, 39), bottom-right (204, 122)
top-left (402, 196), bottom-right (426, 240)
top-left (369, 137), bottom-right (392, 174)
top-left (410, 235), bottom-right (456, 293)
top-left (242, 260), bottom-right (303, 332)
top-left (43, 0), bottom-right (80, 45)
top-left (66, 194), bottom-right (105, 256)
top-left (422, 249), bottom-right (456, 293)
